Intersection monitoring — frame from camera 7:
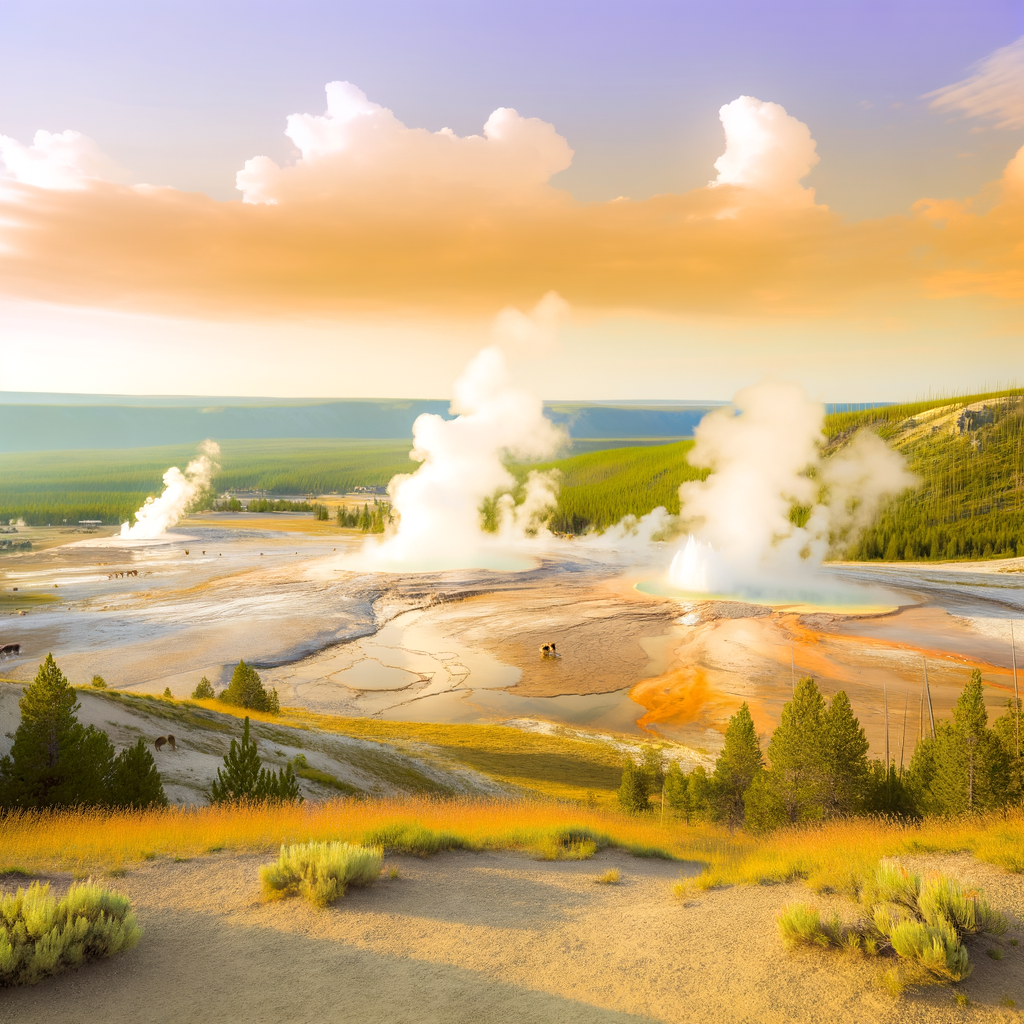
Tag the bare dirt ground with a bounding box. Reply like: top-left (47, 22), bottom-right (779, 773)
top-left (2, 850), bottom-right (1021, 1024)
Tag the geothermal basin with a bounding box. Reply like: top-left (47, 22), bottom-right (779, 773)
top-left (1, 511), bottom-right (1023, 757)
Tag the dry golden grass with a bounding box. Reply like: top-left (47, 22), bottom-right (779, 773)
top-left (1, 797), bottom-right (1022, 885)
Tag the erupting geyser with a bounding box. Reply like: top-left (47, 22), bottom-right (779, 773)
top-left (120, 440), bottom-right (220, 540)
top-left (357, 346), bottom-right (564, 570)
top-left (667, 381), bottom-right (916, 597)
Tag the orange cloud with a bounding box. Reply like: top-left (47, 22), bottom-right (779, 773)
top-left (0, 84), bottom-right (1022, 325)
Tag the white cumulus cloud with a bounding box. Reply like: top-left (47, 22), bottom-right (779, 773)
top-left (928, 36), bottom-right (1024, 130)
top-left (711, 96), bottom-right (820, 206)
top-left (236, 80), bottom-right (574, 206)
top-left (0, 129), bottom-right (125, 189)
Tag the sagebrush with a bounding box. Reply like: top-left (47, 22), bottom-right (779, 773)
top-left (0, 881), bottom-right (141, 987)
top-left (260, 841), bottom-right (383, 907)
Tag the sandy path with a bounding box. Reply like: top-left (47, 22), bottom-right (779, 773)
top-left (2, 850), bottom-right (1021, 1024)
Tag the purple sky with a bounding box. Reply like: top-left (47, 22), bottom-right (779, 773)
top-left (2, 1), bottom-right (1022, 217)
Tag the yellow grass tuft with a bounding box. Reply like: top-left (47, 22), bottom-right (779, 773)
top-left (596, 868), bottom-right (620, 885)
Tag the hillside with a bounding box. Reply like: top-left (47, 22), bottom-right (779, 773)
top-left (0, 681), bottom-right (706, 807)
top-left (827, 389), bottom-right (1024, 560)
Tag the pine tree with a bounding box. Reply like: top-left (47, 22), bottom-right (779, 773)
top-left (993, 698), bottom-right (1023, 805)
top-left (664, 762), bottom-right (692, 822)
top-left (821, 690), bottom-right (870, 813)
top-left (210, 717), bottom-right (301, 804)
top-left (210, 716), bottom-right (263, 803)
top-left (617, 758), bottom-right (649, 813)
top-left (710, 703), bottom-right (763, 828)
top-left (687, 765), bottom-right (712, 819)
top-left (192, 677), bottom-right (215, 699)
top-left (758, 677), bottom-right (828, 824)
top-left (641, 745), bottom-right (665, 795)
top-left (219, 660), bottom-right (280, 714)
top-left (107, 738), bottom-right (168, 808)
top-left (920, 670), bottom-right (1010, 813)
top-left (254, 761), bottom-right (302, 803)
top-left (0, 654), bottom-right (114, 809)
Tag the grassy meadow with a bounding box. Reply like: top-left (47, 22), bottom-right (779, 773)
top-left (1, 794), bottom-right (1021, 890)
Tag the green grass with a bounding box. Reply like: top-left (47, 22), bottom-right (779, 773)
top-left (0, 439), bottom-right (417, 525)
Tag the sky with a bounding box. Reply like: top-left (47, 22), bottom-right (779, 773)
top-left (1, 0), bottom-right (1024, 400)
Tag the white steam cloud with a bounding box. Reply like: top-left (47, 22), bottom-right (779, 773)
top-left (669, 381), bottom-right (915, 595)
top-left (358, 346), bottom-right (564, 570)
top-left (120, 440), bottom-right (220, 540)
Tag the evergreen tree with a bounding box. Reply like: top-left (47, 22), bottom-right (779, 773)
top-left (710, 703), bottom-right (763, 828)
top-left (107, 738), bottom-right (168, 808)
top-left (743, 770), bottom-right (787, 833)
top-left (821, 690), bottom-right (870, 814)
top-left (918, 670), bottom-right (1009, 814)
top-left (617, 758), bottom-right (649, 813)
top-left (210, 717), bottom-right (263, 803)
top-left (641, 745), bottom-right (665, 795)
top-left (758, 677), bottom-right (828, 825)
top-left (863, 759), bottom-right (918, 817)
top-left (254, 760), bottom-right (302, 803)
top-left (219, 660), bottom-right (280, 714)
top-left (192, 677), bottom-right (215, 699)
top-left (210, 717), bottom-right (302, 804)
top-left (664, 762), bottom-right (692, 822)
top-left (0, 654), bottom-right (114, 809)
top-left (993, 698), bottom-right (1023, 805)
top-left (687, 765), bottom-right (712, 820)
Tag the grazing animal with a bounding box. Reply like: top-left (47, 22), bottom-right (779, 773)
top-left (0, 643), bottom-right (21, 659)
top-left (166, 734), bottom-right (177, 752)
top-left (539, 642), bottom-right (560, 659)
top-left (154, 736), bottom-right (167, 752)
top-left (184, 549), bottom-right (189, 555)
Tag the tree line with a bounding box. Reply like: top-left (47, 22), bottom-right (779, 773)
top-left (620, 671), bottom-right (1023, 827)
top-left (337, 499), bottom-right (392, 533)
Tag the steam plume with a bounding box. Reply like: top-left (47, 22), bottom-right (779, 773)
top-left (120, 440), bottom-right (220, 539)
top-left (669, 381), bottom-right (915, 594)
top-left (360, 347), bottom-right (563, 569)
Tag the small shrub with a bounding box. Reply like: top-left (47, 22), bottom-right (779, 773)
top-left (387, 866), bottom-right (399, 880)
top-left (0, 881), bottom-right (141, 987)
top-left (535, 828), bottom-right (602, 861)
top-left (596, 868), bottom-right (620, 885)
top-left (192, 677), bottom-right (215, 700)
top-left (162, 688), bottom-right (172, 699)
top-left (999, 995), bottom-right (1017, 1008)
top-left (878, 965), bottom-right (907, 1001)
top-left (953, 991), bottom-right (970, 1008)
top-left (90, 676), bottom-right (106, 689)
top-left (986, 947), bottom-right (1003, 961)
top-left (362, 823), bottom-right (464, 857)
top-left (777, 903), bottom-right (842, 949)
top-left (780, 860), bottom-right (1008, 985)
top-left (260, 842), bottom-right (383, 907)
